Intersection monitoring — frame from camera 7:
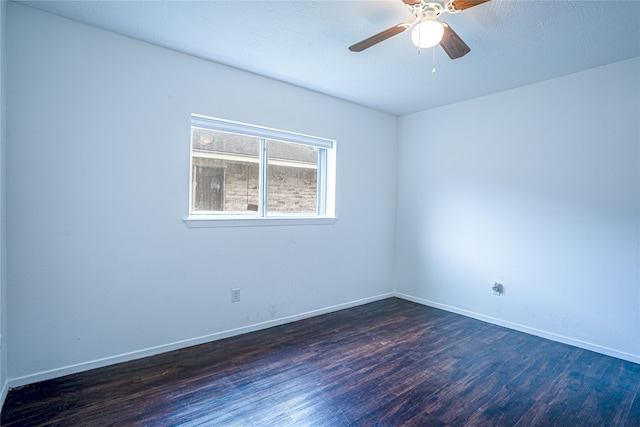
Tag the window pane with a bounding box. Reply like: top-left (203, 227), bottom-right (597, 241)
top-left (191, 129), bottom-right (260, 213)
top-left (267, 139), bottom-right (318, 215)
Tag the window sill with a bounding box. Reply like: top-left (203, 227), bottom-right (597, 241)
top-left (183, 215), bottom-right (338, 228)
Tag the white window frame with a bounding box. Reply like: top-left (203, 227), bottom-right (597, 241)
top-left (184, 114), bottom-right (337, 228)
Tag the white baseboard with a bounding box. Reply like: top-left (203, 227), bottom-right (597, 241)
top-left (0, 378), bottom-right (7, 410)
top-left (8, 293), bottom-right (394, 389)
top-left (395, 292), bottom-right (640, 365)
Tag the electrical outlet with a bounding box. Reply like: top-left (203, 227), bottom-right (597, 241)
top-left (492, 282), bottom-right (502, 296)
top-left (231, 288), bottom-right (240, 303)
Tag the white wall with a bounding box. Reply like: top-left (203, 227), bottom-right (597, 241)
top-left (396, 57), bottom-right (640, 362)
top-left (5, 0), bottom-right (638, 392)
top-left (6, 3), bottom-right (397, 385)
top-left (0, 0), bottom-right (8, 405)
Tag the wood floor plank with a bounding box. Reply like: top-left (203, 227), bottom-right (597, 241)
top-left (2, 297), bottom-right (640, 426)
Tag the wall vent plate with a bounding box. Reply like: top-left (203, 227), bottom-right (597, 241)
top-left (231, 288), bottom-right (241, 303)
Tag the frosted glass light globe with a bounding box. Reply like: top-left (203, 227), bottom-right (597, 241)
top-left (411, 20), bottom-right (445, 48)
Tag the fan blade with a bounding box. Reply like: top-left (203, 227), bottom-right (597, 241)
top-left (439, 24), bottom-right (470, 59)
top-left (449, 0), bottom-right (490, 11)
top-left (349, 24), bottom-right (410, 52)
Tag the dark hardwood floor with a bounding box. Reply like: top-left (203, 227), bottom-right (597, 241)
top-left (3, 297), bottom-right (640, 426)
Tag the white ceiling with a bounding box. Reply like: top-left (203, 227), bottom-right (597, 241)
top-left (16, 0), bottom-right (640, 116)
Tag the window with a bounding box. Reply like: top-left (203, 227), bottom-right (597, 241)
top-left (185, 114), bottom-right (336, 227)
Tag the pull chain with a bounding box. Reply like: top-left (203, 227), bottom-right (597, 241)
top-left (417, 47), bottom-right (437, 74)
top-left (432, 46), bottom-right (437, 74)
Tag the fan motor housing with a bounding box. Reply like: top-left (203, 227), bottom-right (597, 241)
top-left (411, 2), bottom-right (444, 20)
top-left (408, 1), bottom-right (463, 18)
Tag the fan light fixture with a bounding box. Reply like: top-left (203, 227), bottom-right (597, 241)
top-left (411, 20), bottom-right (444, 48)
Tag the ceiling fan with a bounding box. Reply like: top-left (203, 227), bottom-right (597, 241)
top-left (349, 0), bottom-right (490, 59)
